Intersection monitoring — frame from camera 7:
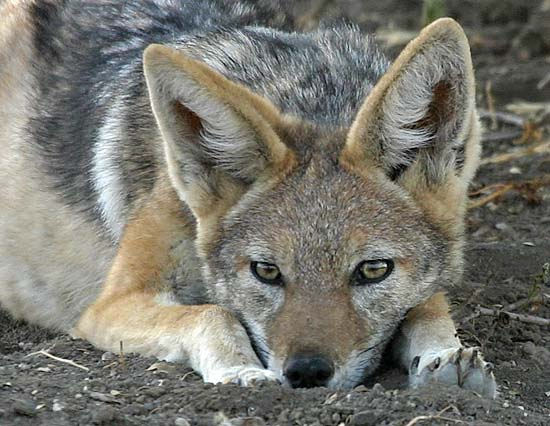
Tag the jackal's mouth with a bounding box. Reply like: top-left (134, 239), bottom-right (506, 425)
top-left (239, 317), bottom-right (271, 368)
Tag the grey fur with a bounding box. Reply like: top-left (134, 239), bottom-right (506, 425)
top-left (25, 0), bottom-right (388, 233)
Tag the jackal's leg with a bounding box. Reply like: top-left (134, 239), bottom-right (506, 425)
top-left (392, 292), bottom-right (496, 398)
top-left (74, 184), bottom-right (275, 385)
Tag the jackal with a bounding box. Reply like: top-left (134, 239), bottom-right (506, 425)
top-left (0, 0), bottom-right (496, 396)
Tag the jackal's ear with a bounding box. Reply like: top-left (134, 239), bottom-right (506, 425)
top-left (343, 18), bottom-right (480, 188)
top-left (143, 45), bottom-right (293, 219)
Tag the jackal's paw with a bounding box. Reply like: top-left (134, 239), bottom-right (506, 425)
top-left (206, 365), bottom-right (280, 387)
top-left (409, 347), bottom-right (497, 398)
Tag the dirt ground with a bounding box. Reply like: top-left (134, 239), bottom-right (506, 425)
top-left (1, 1), bottom-right (549, 425)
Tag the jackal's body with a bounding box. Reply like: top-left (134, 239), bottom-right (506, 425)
top-left (0, 0), bottom-right (495, 395)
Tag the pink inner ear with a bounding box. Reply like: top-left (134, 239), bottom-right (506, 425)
top-left (173, 101), bottom-right (203, 135)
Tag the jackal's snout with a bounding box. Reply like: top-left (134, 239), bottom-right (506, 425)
top-left (283, 352), bottom-right (334, 388)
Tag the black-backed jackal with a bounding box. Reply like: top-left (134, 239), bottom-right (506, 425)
top-left (0, 0), bottom-right (495, 396)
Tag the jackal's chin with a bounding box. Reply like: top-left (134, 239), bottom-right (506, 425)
top-left (328, 350), bottom-right (381, 390)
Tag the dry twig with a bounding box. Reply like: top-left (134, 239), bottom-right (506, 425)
top-left (471, 307), bottom-right (550, 326)
top-left (505, 294), bottom-right (545, 312)
top-left (478, 108), bottom-right (525, 128)
top-left (404, 415), bottom-right (467, 426)
top-left (480, 141), bottom-right (550, 165)
top-left (25, 349), bottom-right (89, 371)
top-left (460, 294), bottom-right (547, 327)
top-left (468, 183), bottom-right (514, 209)
top-left (119, 341), bottom-right (126, 370)
top-left (468, 175), bottom-right (550, 209)
top-left (484, 81), bottom-right (498, 131)
top-left (482, 129), bottom-right (525, 143)
top-left (404, 405), bottom-right (466, 426)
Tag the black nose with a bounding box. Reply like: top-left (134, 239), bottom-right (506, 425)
top-left (283, 354), bottom-right (334, 388)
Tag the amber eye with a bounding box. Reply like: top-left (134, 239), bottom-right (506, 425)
top-left (251, 261), bottom-right (283, 285)
top-left (354, 259), bottom-right (394, 285)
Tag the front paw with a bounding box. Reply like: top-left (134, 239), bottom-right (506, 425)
top-left (409, 347), bottom-right (497, 398)
top-left (205, 365), bottom-right (280, 386)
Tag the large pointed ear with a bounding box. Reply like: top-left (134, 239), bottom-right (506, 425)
top-left (143, 45), bottom-right (294, 219)
top-left (342, 18), bottom-right (480, 191)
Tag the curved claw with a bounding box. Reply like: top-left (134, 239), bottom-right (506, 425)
top-left (410, 356), bottom-right (421, 375)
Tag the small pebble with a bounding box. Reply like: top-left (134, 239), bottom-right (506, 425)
top-left (143, 402), bottom-right (156, 411)
top-left (523, 341), bottom-right (537, 356)
top-left (350, 410), bottom-right (384, 426)
top-left (52, 402), bottom-right (64, 412)
top-left (13, 399), bottom-right (38, 417)
top-left (147, 361), bottom-right (177, 373)
top-left (214, 414), bottom-right (266, 426)
top-left (175, 418), bottom-right (191, 426)
top-left (18, 342), bottom-right (34, 350)
top-left (89, 391), bottom-right (118, 404)
top-left (371, 383), bottom-right (385, 394)
top-left (143, 386), bottom-right (166, 397)
top-left (91, 406), bottom-right (120, 425)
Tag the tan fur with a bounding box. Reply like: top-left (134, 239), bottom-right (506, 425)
top-left (392, 292), bottom-right (461, 368)
top-left (93, 177), bottom-right (190, 298)
top-left (75, 177), bottom-right (270, 383)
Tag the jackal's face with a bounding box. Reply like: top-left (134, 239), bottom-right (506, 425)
top-left (144, 19), bottom-right (480, 388)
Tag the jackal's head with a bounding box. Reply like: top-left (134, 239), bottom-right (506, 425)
top-left (144, 19), bottom-right (480, 389)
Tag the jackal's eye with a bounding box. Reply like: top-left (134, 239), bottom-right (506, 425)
top-left (251, 261), bottom-right (283, 285)
top-left (354, 259), bottom-right (394, 285)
